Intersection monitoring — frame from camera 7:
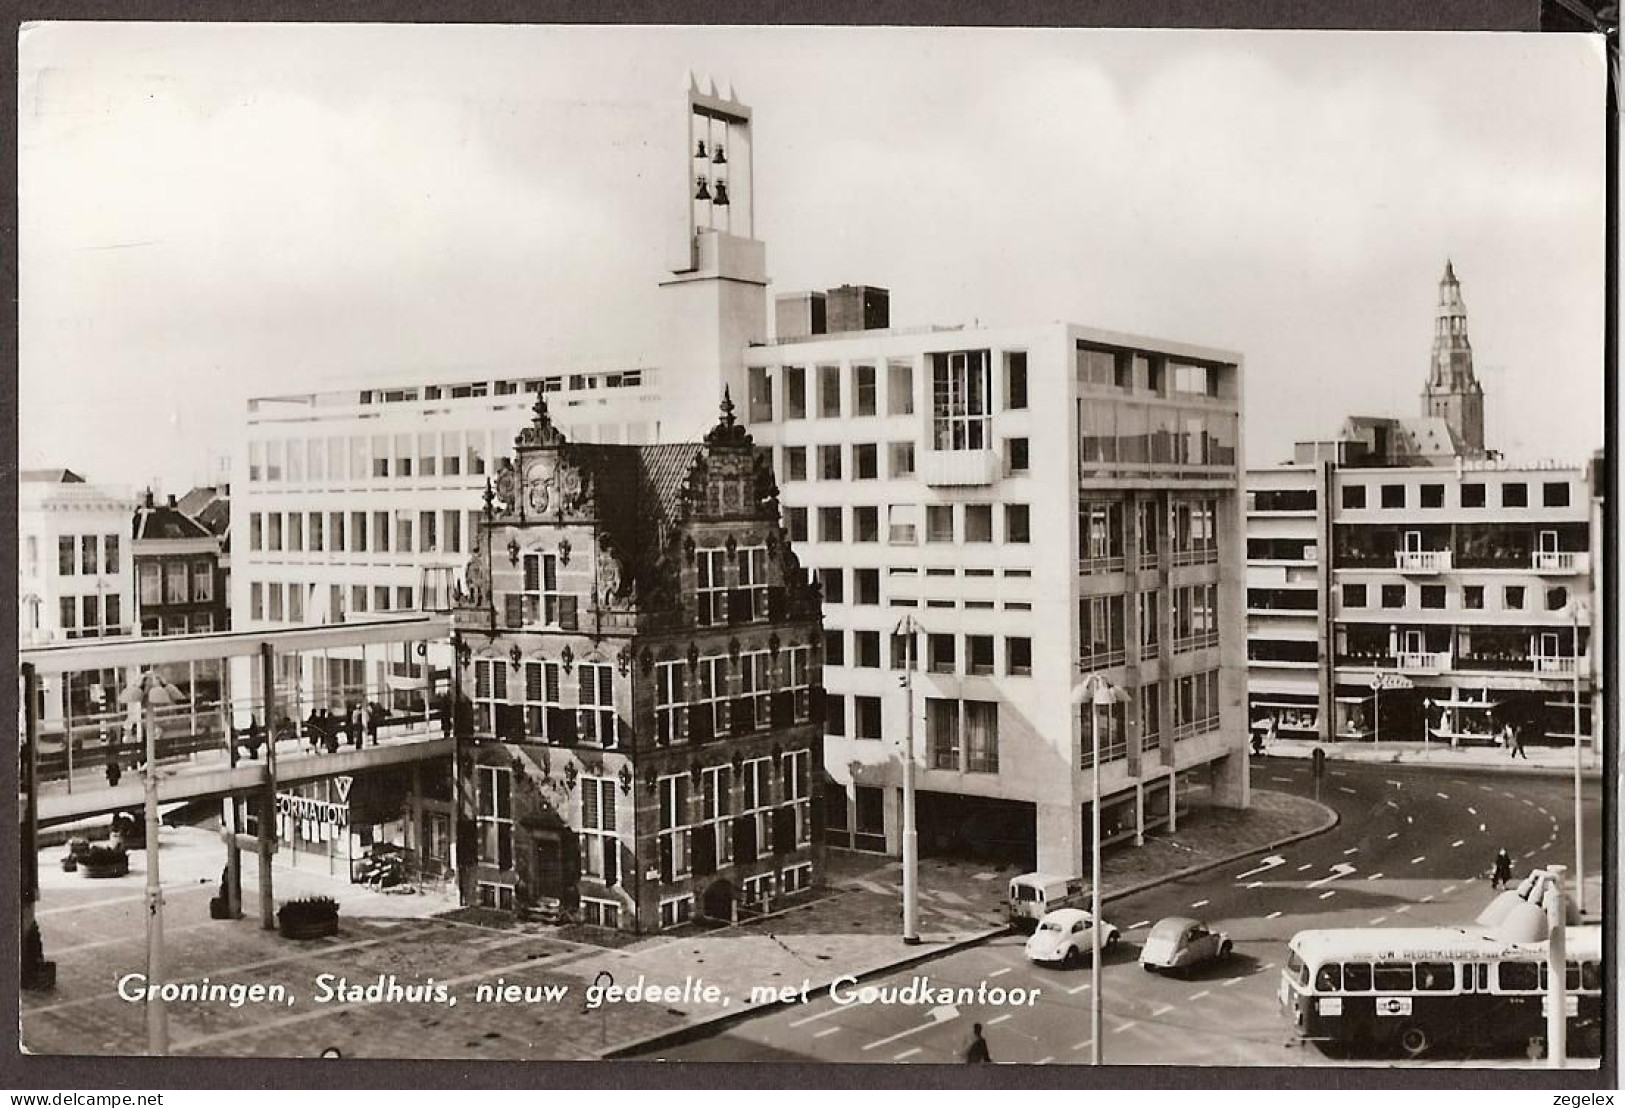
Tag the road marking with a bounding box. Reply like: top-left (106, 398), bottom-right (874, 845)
top-left (973, 872), bottom-right (1000, 882)
top-left (863, 1014), bottom-right (957, 1052)
top-left (1130, 920), bottom-right (1151, 930)
top-left (1235, 856), bottom-right (1288, 880)
top-left (1222, 976), bottom-right (1245, 988)
top-left (1261, 962), bottom-right (1275, 972)
top-left (1501, 791), bottom-right (1514, 798)
top-left (1308, 864), bottom-right (1356, 887)
top-left (1370, 916), bottom-right (1389, 925)
top-left (1367, 873), bottom-right (1384, 881)
top-left (1523, 850), bottom-right (1537, 859)
top-left (1343, 847), bottom-right (1359, 855)
top-left (988, 967), bottom-right (1012, 978)
top-left (1523, 799), bottom-right (1536, 808)
top-left (1411, 856), bottom-right (1426, 865)
top-left (1387, 779), bottom-right (1404, 788)
top-left (1150, 1004), bottom-right (1174, 1017)
top-left (1396, 905), bottom-right (1411, 913)
top-left (1246, 880), bottom-right (1263, 889)
top-left (813, 1026), bottom-right (841, 1039)
top-left (893, 1048), bottom-right (921, 1061)
top-left (1072, 1038), bottom-right (1094, 1052)
top-left (1467, 807), bottom-right (1478, 816)
top-left (1067, 982), bottom-right (1091, 995)
top-left (791, 1006), bottom-right (846, 1028)
top-left (1339, 786), bottom-right (1357, 795)
top-left (1442, 884), bottom-right (1458, 894)
top-left (1037, 1056), bottom-right (1054, 1065)
top-left (1318, 891), bottom-right (1336, 900)
top-left (987, 1013), bottom-right (1012, 1025)
top-left (1387, 832), bottom-right (1400, 840)
top-left (1385, 800), bottom-right (1399, 810)
top-left (1191, 989), bottom-right (1212, 1000)
top-left (1451, 840), bottom-right (1465, 848)
top-left (1190, 900), bottom-right (1210, 909)
top-left (1270, 776), bottom-right (1293, 783)
top-left (1406, 816), bottom-right (1414, 824)
top-left (1266, 910), bottom-right (1283, 919)
top-left (1480, 824), bottom-right (1487, 833)
top-left (1478, 785), bottom-right (1494, 792)
top-left (1436, 792), bottom-right (1450, 800)
top-left (1115, 1021), bottom-right (1139, 1033)
top-left (1421, 895), bottom-right (1434, 903)
top-left (1296, 863), bottom-right (1314, 872)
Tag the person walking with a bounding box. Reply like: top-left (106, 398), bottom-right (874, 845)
top-left (104, 729), bottom-right (122, 788)
top-left (1507, 723), bottom-right (1528, 760)
top-left (1491, 848), bottom-right (1513, 890)
top-left (963, 1022), bottom-right (992, 1064)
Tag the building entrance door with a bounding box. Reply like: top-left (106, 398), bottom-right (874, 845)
top-left (1401, 629), bottom-right (1424, 656)
top-left (1403, 530), bottom-right (1423, 555)
top-left (534, 834), bottom-right (567, 899)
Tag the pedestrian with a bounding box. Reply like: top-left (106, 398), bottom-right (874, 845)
top-left (963, 1022), bottom-right (992, 1064)
top-left (1491, 848), bottom-right (1513, 889)
top-left (104, 730), bottom-right (122, 788)
top-left (367, 702), bottom-right (380, 746)
top-left (1507, 723), bottom-right (1528, 760)
top-left (351, 703), bottom-right (365, 750)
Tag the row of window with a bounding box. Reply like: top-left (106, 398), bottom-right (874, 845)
top-left (471, 658), bottom-right (617, 745)
top-left (823, 629), bottom-right (1033, 677)
top-left (1079, 499), bottom-right (1221, 570)
top-left (142, 612), bottom-right (215, 637)
top-left (784, 503), bottom-right (1031, 545)
top-left (356, 371), bottom-right (645, 409)
top-left (45, 534), bottom-right (121, 578)
top-left (1077, 345), bottom-right (1226, 400)
top-left (1341, 479), bottom-right (1573, 511)
top-left (658, 862), bottom-right (814, 928)
top-left (778, 437), bottom-right (1031, 484)
top-left (1080, 586), bottom-right (1221, 670)
top-left (1078, 671), bottom-right (1221, 763)
top-left (655, 753), bottom-right (812, 885)
top-left (54, 594), bottom-right (123, 636)
top-left (249, 580), bottom-right (415, 623)
top-left (248, 509), bottom-right (474, 558)
top-left (248, 430), bottom-right (497, 484)
top-left (138, 560), bottom-right (214, 606)
top-left (1078, 402), bottom-right (1238, 472)
top-left (1306, 958), bottom-right (1602, 995)
top-left (1341, 582), bottom-right (1572, 613)
top-left (653, 646), bottom-right (814, 745)
top-left (747, 351), bottom-right (1028, 427)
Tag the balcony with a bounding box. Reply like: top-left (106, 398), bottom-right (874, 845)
top-left (1396, 651), bottom-right (1451, 674)
top-left (1394, 550), bottom-right (1452, 574)
top-left (1534, 655), bottom-right (1582, 676)
top-left (1532, 551), bottom-right (1586, 574)
top-left (920, 448), bottom-right (1000, 487)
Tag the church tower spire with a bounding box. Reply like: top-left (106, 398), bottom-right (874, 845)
top-left (1421, 258), bottom-right (1486, 456)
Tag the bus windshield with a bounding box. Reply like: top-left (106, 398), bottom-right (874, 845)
top-left (1285, 950), bottom-right (1308, 988)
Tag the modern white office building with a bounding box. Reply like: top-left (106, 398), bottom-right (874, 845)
top-left (743, 324), bottom-right (1250, 876)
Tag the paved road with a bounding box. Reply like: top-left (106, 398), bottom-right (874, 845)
top-left (632, 761), bottom-right (1604, 1065)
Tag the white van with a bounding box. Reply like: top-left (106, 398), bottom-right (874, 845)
top-left (1007, 872), bottom-right (1086, 930)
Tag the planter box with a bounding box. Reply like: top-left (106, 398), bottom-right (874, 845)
top-left (277, 915), bottom-right (339, 941)
top-left (81, 859), bottom-right (129, 879)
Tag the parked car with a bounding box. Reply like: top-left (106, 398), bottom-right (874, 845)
top-left (1139, 916), bottom-right (1232, 974)
top-left (1007, 872), bottom-right (1087, 931)
top-left (1023, 908), bottom-right (1120, 967)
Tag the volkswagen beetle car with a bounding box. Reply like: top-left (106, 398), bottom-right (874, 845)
top-left (1139, 916), bottom-right (1232, 974)
top-left (1023, 908), bottom-right (1120, 967)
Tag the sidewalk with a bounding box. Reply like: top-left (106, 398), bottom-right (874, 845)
top-left (1264, 737), bottom-right (1602, 779)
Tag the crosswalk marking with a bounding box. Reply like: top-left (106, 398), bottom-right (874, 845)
top-left (988, 967), bottom-right (1011, 978)
top-left (1067, 982), bottom-right (1091, 995)
top-left (987, 1013), bottom-right (1012, 1025)
top-left (1318, 891), bottom-right (1336, 900)
top-left (814, 1026), bottom-right (841, 1038)
top-left (1266, 910), bottom-right (1283, 919)
top-left (1451, 840), bottom-right (1465, 849)
top-left (1411, 856), bottom-right (1426, 865)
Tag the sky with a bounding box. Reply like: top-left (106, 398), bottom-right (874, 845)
top-left (18, 24), bottom-right (1608, 492)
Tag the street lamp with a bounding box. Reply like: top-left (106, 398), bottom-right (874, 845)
top-left (1074, 672), bottom-right (1128, 1067)
top-left (1564, 599), bottom-right (1590, 916)
top-left (894, 613), bottom-right (923, 945)
top-left (119, 668), bottom-right (187, 1056)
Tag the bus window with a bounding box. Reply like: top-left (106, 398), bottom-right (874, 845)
top-left (1343, 963), bottom-right (1372, 992)
top-left (1473, 963), bottom-right (1489, 991)
top-left (1286, 951), bottom-right (1308, 988)
top-left (1416, 962), bottom-right (1452, 992)
top-left (1373, 962), bottom-right (1414, 992)
top-left (1498, 961), bottom-right (1539, 992)
top-left (1581, 962), bottom-right (1602, 992)
top-left (1314, 964), bottom-right (1341, 992)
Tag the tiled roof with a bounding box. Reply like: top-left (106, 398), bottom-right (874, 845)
top-left (570, 443), bottom-right (702, 584)
top-left (133, 504), bottom-right (214, 542)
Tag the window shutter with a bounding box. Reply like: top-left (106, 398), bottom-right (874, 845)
top-left (578, 666), bottom-right (594, 705)
top-left (766, 586), bottom-right (787, 622)
top-left (524, 554), bottom-right (540, 592)
top-left (475, 661), bottom-right (492, 698)
top-left (604, 840), bottom-right (619, 886)
top-left (543, 555), bottom-right (558, 591)
top-left (557, 595), bottom-right (578, 631)
top-left (526, 662), bottom-right (544, 703)
top-left (582, 781), bottom-right (600, 830)
top-left (732, 816), bottom-right (755, 864)
top-left (492, 664), bottom-right (507, 699)
top-left (504, 594), bottom-right (523, 627)
top-left (773, 807), bottom-right (795, 856)
top-left (659, 835), bottom-right (674, 882)
top-left (693, 828), bottom-right (717, 877)
top-left (600, 782), bottom-right (616, 832)
top-left (548, 705), bottom-right (577, 745)
top-left (728, 588), bottom-right (749, 625)
top-left (545, 663), bottom-right (561, 703)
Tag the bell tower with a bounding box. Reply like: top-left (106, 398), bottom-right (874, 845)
top-left (658, 74), bottom-right (769, 442)
top-left (1420, 259), bottom-right (1487, 456)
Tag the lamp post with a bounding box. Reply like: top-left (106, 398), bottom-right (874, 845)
top-left (894, 613), bottom-right (922, 945)
top-left (1565, 600), bottom-right (1590, 916)
top-left (119, 668), bottom-right (187, 1056)
top-left (1074, 673), bottom-right (1127, 1067)
top-left (1544, 864), bottom-right (1569, 1068)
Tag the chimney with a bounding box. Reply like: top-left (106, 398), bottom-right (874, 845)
top-left (167, 494), bottom-right (178, 509)
top-left (825, 284), bottom-right (890, 332)
top-left (775, 291), bottom-right (826, 340)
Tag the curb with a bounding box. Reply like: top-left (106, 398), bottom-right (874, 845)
top-left (1263, 751), bottom-right (1603, 782)
top-left (599, 792), bottom-right (1339, 1060)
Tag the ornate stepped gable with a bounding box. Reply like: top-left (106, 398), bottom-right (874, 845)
top-left (455, 389), bottom-right (815, 616)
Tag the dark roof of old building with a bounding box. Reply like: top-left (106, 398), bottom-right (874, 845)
top-left (21, 468), bottom-right (85, 483)
top-left (132, 491), bottom-right (215, 542)
top-left (178, 486), bottom-right (231, 538)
